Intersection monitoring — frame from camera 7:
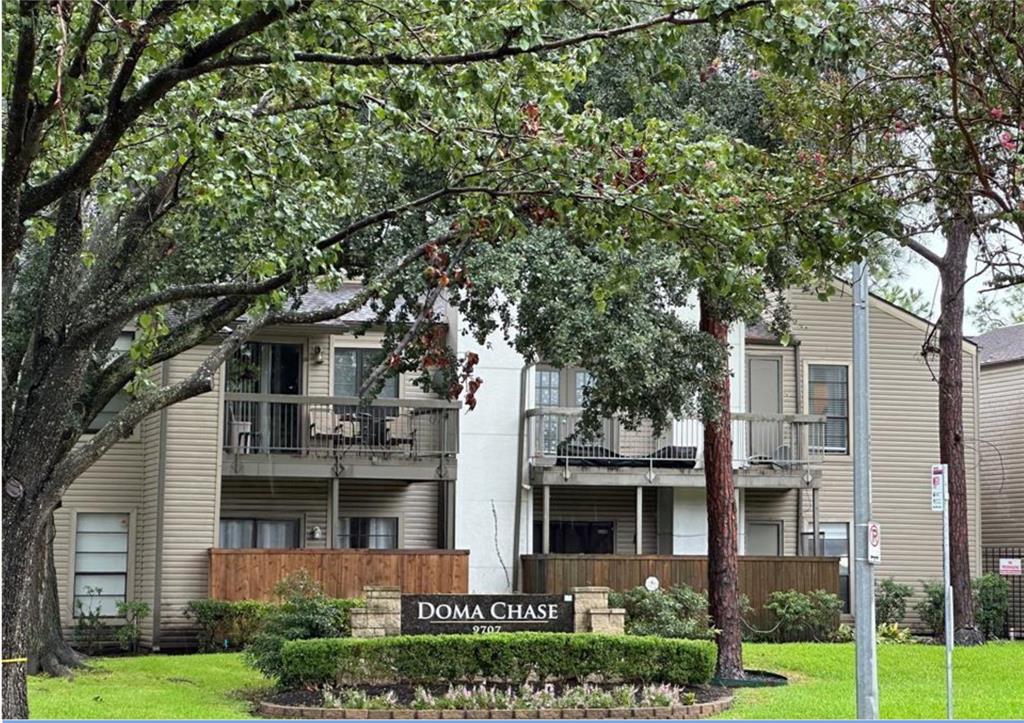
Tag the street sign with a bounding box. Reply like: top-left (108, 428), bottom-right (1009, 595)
top-left (867, 521), bottom-right (881, 564)
top-left (930, 464), bottom-right (946, 512)
top-left (999, 558), bottom-right (1022, 576)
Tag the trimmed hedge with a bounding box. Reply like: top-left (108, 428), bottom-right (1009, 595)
top-left (278, 633), bottom-right (716, 688)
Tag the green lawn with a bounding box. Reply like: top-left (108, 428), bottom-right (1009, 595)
top-left (28, 653), bottom-right (268, 719)
top-left (718, 642), bottom-right (1024, 719)
top-left (27, 643), bottom-right (1024, 719)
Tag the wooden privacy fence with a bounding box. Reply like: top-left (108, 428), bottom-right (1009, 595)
top-left (520, 554), bottom-right (840, 627)
top-left (209, 548), bottom-right (470, 601)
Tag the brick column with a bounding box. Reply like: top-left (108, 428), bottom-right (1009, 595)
top-left (350, 585), bottom-right (402, 638)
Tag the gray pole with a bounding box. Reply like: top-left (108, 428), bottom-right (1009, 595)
top-left (942, 463), bottom-right (954, 719)
top-left (852, 261), bottom-right (879, 719)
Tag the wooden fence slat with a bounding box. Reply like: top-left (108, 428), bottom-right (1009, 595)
top-left (520, 554), bottom-right (839, 625)
top-left (208, 549), bottom-right (470, 601)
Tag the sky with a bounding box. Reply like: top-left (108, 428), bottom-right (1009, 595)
top-left (890, 233), bottom-right (1019, 336)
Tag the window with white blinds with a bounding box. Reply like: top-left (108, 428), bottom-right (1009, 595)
top-left (74, 512), bottom-right (129, 617)
top-left (808, 364), bottom-right (849, 454)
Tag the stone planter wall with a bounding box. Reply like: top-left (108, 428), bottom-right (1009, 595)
top-left (258, 695), bottom-right (733, 719)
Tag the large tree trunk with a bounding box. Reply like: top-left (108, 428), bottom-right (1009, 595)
top-left (28, 515), bottom-right (87, 676)
top-left (2, 500), bottom-right (46, 720)
top-left (937, 217), bottom-right (983, 645)
top-left (699, 295), bottom-right (744, 680)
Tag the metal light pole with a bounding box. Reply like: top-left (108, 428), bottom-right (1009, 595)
top-left (852, 261), bottom-right (879, 719)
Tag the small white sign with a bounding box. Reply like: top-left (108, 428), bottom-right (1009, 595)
top-left (867, 520), bottom-right (881, 564)
top-left (644, 576), bottom-right (660, 592)
top-left (999, 558), bottom-right (1022, 576)
top-left (930, 464), bottom-right (946, 512)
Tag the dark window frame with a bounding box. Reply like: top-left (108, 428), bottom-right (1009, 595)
top-left (333, 348), bottom-right (399, 399)
top-left (337, 516), bottom-right (400, 549)
top-left (218, 517), bottom-right (302, 549)
top-left (533, 520), bottom-right (616, 554)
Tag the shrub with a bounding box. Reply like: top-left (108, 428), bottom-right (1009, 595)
top-left (876, 622), bottom-right (913, 644)
top-left (246, 593), bottom-right (363, 679)
top-left (115, 599), bottom-right (151, 654)
top-left (973, 574), bottom-right (1010, 639)
top-left (914, 581), bottom-right (946, 637)
top-left (875, 578), bottom-right (913, 625)
top-left (185, 599), bottom-right (272, 651)
top-left (276, 633), bottom-right (716, 688)
top-left (763, 589), bottom-right (842, 641)
top-left (608, 585), bottom-right (715, 639)
top-left (73, 587), bottom-right (112, 654)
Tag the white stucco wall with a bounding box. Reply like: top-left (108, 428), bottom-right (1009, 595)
top-left (454, 325), bottom-right (525, 593)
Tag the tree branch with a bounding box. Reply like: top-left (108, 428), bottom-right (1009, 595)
top-left (904, 237), bottom-right (944, 268)
top-left (201, 1), bottom-right (767, 71)
top-left (19, 0), bottom-right (313, 219)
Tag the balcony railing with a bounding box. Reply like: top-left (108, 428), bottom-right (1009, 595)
top-left (525, 407), bottom-right (825, 470)
top-left (223, 393), bottom-right (459, 458)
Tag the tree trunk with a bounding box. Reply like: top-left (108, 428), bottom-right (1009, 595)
top-left (700, 295), bottom-right (744, 680)
top-left (28, 515), bottom-right (87, 676)
top-left (937, 218), bottom-right (983, 645)
top-left (2, 500), bottom-right (45, 720)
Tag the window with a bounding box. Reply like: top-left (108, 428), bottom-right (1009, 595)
top-left (808, 364), bottom-right (849, 454)
top-left (74, 513), bottom-right (129, 617)
top-left (87, 333), bottom-right (135, 433)
top-left (337, 517), bottom-right (398, 549)
top-left (574, 371), bottom-right (593, 407)
top-left (802, 522), bottom-right (850, 613)
top-left (333, 348), bottom-right (398, 398)
top-left (533, 520), bottom-right (615, 554)
top-left (219, 518), bottom-right (300, 549)
top-left (535, 369), bottom-right (562, 454)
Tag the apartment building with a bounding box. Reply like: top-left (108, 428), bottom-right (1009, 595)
top-left (974, 324), bottom-right (1024, 548)
top-left (54, 282), bottom-right (981, 647)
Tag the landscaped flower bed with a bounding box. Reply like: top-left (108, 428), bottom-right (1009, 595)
top-left (259, 681), bottom-right (733, 719)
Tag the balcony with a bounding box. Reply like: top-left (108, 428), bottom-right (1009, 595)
top-left (223, 393), bottom-right (459, 480)
top-left (525, 407), bottom-right (825, 489)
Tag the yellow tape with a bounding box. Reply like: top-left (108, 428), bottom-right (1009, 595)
top-left (2, 657), bottom-right (28, 664)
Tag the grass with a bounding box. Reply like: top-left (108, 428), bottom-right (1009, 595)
top-left (28, 652), bottom-right (268, 720)
top-left (27, 642), bottom-right (1024, 719)
top-left (717, 641), bottom-right (1024, 719)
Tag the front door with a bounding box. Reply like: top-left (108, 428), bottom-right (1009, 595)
top-left (747, 357), bottom-right (782, 461)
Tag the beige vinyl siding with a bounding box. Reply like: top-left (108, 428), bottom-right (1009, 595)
top-left (743, 489), bottom-right (798, 556)
top-left (338, 480), bottom-right (440, 548)
top-left (54, 436), bottom-right (145, 629)
top-left (532, 486), bottom-right (658, 554)
top-left (781, 286), bottom-right (980, 626)
top-left (978, 360), bottom-right (1024, 547)
top-left (156, 344), bottom-right (223, 646)
top-left (219, 478), bottom-right (330, 548)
